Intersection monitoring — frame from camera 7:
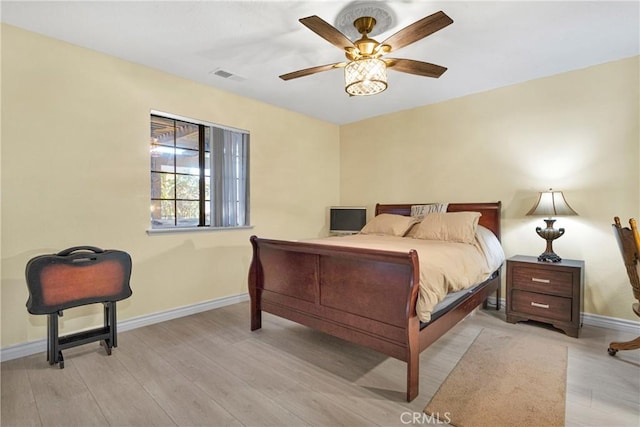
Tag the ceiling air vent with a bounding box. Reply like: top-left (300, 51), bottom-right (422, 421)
top-left (210, 68), bottom-right (246, 82)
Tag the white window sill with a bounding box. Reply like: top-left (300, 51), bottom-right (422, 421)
top-left (146, 225), bottom-right (254, 235)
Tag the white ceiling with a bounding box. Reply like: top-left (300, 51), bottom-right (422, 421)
top-left (2, 1), bottom-right (639, 125)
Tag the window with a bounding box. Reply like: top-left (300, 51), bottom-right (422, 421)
top-left (150, 113), bottom-right (249, 230)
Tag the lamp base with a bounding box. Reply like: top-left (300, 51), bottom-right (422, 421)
top-left (535, 219), bottom-right (565, 263)
top-left (537, 252), bottom-right (562, 263)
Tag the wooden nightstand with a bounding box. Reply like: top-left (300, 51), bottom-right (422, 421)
top-left (506, 255), bottom-right (584, 337)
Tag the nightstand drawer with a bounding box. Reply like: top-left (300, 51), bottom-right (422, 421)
top-left (511, 290), bottom-right (572, 322)
top-left (511, 265), bottom-right (573, 297)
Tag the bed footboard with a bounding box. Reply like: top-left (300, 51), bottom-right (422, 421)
top-left (248, 236), bottom-right (422, 399)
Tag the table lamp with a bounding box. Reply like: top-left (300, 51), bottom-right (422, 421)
top-left (526, 189), bottom-right (578, 262)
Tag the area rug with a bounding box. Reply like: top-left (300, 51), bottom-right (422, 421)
top-left (424, 328), bottom-right (567, 427)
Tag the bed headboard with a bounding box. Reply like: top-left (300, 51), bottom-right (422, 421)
top-left (375, 202), bottom-right (502, 241)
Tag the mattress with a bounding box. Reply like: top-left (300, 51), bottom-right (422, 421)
top-left (303, 225), bottom-right (505, 322)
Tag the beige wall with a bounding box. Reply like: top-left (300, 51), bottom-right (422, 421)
top-left (340, 56), bottom-right (640, 321)
top-left (0, 24), bottom-right (340, 347)
top-left (2, 23), bottom-right (638, 350)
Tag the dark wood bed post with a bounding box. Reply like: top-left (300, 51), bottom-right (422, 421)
top-left (404, 250), bottom-right (421, 402)
top-left (248, 236), bottom-right (262, 331)
top-left (406, 316), bottom-right (420, 401)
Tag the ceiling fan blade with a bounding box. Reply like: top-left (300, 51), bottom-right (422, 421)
top-left (279, 62), bottom-right (347, 81)
top-left (386, 58), bottom-right (447, 78)
top-left (381, 11), bottom-right (453, 52)
top-left (299, 15), bottom-right (355, 50)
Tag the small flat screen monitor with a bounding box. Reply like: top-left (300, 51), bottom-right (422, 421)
top-left (330, 207), bottom-right (367, 234)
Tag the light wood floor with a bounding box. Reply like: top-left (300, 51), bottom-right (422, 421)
top-left (2, 302), bottom-right (639, 426)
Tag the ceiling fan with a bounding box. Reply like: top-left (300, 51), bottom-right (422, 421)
top-left (279, 10), bottom-right (453, 96)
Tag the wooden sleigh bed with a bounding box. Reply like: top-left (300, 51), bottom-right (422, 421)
top-left (248, 202), bottom-right (502, 401)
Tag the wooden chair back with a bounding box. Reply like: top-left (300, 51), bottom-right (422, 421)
top-left (612, 217), bottom-right (640, 303)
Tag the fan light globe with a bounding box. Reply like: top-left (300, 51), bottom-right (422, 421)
top-left (344, 58), bottom-right (388, 96)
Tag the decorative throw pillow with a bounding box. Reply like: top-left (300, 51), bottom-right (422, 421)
top-left (360, 214), bottom-right (420, 237)
top-left (410, 203), bottom-right (448, 219)
top-left (412, 212), bottom-right (482, 244)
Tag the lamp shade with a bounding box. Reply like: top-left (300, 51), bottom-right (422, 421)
top-left (344, 58), bottom-right (387, 96)
top-left (526, 189), bottom-right (578, 217)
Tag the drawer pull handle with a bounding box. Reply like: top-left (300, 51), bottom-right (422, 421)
top-left (531, 277), bottom-right (550, 284)
top-left (531, 302), bottom-right (550, 309)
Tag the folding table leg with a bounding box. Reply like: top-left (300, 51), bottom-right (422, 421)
top-left (109, 302), bottom-right (117, 348)
top-left (99, 302), bottom-right (117, 355)
top-left (46, 314), bottom-right (53, 363)
top-left (48, 311), bottom-right (64, 368)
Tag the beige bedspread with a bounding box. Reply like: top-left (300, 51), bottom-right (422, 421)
top-left (303, 232), bottom-right (504, 322)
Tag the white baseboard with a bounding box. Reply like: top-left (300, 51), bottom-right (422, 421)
top-left (484, 296), bottom-right (640, 335)
top-left (581, 312), bottom-right (640, 335)
top-left (0, 293), bottom-right (249, 362)
top-left (3, 293), bottom-right (638, 362)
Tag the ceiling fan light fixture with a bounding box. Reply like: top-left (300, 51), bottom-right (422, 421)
top-left (344, 58), bottom-right (387, 96)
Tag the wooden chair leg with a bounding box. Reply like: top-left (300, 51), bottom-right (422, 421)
top-left (608, 336), bottom-right (640, 356)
